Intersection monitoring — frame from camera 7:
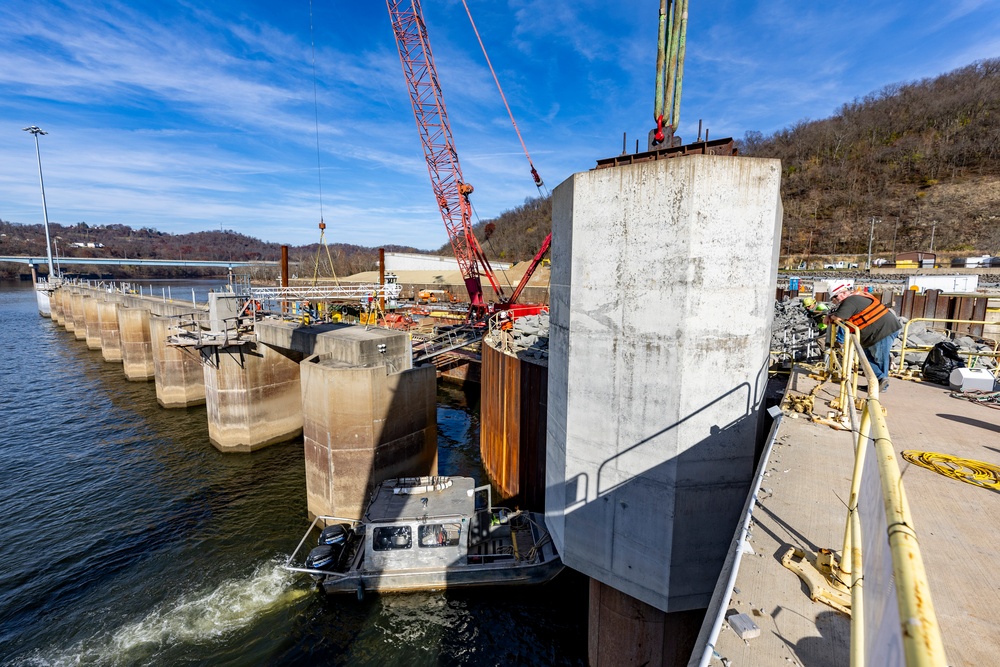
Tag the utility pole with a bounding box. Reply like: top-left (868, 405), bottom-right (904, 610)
top-left (892, 217), bottom-right (899, 261)
top-left (930, 222), bottom-right (937, 253)
top-left (867, 216), bottom-right (878, 271)
top-left (23, 126), bottom-right (55, 279)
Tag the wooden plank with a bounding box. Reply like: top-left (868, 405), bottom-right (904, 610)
top-left (955, 297), bottom-right (975, 335)
top-left (934, 294), bottom-right (952, 323)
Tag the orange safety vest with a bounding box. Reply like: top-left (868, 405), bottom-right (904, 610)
top-left (846, 294), bottom-right (889, 331)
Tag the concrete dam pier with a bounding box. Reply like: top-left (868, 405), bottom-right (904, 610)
top-left (44, 284), bottom-right (439, 522)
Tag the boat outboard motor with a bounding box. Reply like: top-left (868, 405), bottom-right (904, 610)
top-left (305, 544), bottom-right (341, 580)
top-left (318, 523), bottom-right (350, 546)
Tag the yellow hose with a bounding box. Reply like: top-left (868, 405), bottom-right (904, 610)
top-left (901, 450), bottom-right (1000, 491)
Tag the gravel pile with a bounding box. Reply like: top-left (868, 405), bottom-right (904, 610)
top-left (486, 312), bottom-right (550, 364)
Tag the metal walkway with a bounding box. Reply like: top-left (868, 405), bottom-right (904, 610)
top-left (412, 326), bottom-right (482, 364)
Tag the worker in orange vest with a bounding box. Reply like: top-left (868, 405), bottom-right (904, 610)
top-left (825, 283), bottom-right (901, 392)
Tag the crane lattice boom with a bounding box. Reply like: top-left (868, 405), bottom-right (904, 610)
top-left (387, 0), bottom-right (504, 311)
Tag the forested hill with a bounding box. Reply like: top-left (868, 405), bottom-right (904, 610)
top-left (436, 195), bottom-right (553, 264)
top-left (742, 58), bottom-right (1000, 258)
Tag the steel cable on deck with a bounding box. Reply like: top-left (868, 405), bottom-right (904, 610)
top-left (901, 450), bottom-right (1000, 491)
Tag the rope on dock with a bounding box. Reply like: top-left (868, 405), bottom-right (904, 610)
top-left (949, 389), bottom-right (1000, 410)
top-left (901, 450), bottom-right (1000, 491)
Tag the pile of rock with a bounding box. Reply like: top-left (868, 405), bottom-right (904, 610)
top-left (892, 319), bottom-right (997, 373)
top-left (485, 312), bottom-right (550, 364)
top-left (772, 298), bottom-right (823, 361)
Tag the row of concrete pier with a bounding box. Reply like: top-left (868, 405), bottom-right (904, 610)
top-left (45, 283), bottom-right (438, 522)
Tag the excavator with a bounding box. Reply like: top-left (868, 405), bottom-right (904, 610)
top-left (386, 0), bottom-right (550, 321)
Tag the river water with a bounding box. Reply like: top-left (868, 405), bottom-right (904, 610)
top-left (0, 281), bottom-right (586, 666)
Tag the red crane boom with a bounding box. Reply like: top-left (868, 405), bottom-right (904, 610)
top-left (387, 0), bottom-right (505, 313)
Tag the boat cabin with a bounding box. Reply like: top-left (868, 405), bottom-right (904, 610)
top-left (363, 477), bottom-right (479, 572)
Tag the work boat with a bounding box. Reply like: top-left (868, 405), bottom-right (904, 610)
top-left (284, 476), bottom-right (563, 597)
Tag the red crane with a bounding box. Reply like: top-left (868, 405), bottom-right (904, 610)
top-left (387, 0), bottom-right (548, 317)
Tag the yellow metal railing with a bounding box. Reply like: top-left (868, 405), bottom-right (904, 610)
top-left (822, 320), bottom-right (947, 666)
top-left (895, 317), bottom-right (1000, 379)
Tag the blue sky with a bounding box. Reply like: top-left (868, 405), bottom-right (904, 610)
top-left (2, 1), bottom-right (998, 250)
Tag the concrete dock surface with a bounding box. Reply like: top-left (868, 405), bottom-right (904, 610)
top-left (712, 369), bottom-right (1000, 667)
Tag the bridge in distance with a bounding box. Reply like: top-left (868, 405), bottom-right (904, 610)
top-left (0, 255), bottom-right (277, 268)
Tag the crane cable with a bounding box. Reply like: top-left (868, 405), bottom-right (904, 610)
top-left (467, 199), bottom-right (515, 294)
top-left (308, 0), bottom-right (339, 287)
top-left (460, 0), bottom-right (548, 197)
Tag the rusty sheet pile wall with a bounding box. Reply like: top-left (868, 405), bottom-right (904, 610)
top-left (480, 342), bottom-right (547, 510)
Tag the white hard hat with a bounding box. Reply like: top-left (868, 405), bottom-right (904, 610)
top-left (829, 281), bottom-right (853, 298)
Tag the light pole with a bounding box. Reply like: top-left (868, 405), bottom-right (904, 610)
top-left (867, 216), bottom-right (879, 271)
top-left (23, 126), bottom-right (55, 280)
top-left (54, 236), bottom-right (63, 277)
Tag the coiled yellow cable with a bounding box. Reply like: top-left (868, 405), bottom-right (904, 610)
top-left (901, 450), bottom-right (1000, 491)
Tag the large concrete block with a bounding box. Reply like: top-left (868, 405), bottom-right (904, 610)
top-left (150, 315), bottom-right (205, 408)
top-left (255, 320), bottom-right (412, 369)
top-left (50, 289), bottom-right (64, 325)
top-left (82, 296), bottom-right (102, 350)
top-left (300, 355), bottom-right (437, 521)
top-left (118, 306), bottom-right (155, 381)
top-left (97, 300), bottom-right (123, 362)
top-left (70, 293), bottom-right (87, 339)
top-left (545, 155), bottom-right (782, 613)
top-left (202, 342), bottom-right (302, 452)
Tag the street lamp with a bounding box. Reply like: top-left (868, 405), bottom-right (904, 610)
top-left (23, 126), bottom-right (55, 280)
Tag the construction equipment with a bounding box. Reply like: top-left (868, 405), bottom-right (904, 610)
top-left (386, 0), bottom-right (549, 319)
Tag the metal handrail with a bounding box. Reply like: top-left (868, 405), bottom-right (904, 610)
top-left (826, 319), bottom-right (947, 666)
top-left (895, 317), bottom-right (999, 379)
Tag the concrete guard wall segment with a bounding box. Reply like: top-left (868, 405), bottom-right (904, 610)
top-left (300, 353), bottom-right (437, 521)
top-left (545, 154), bottom-right (783, 614)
